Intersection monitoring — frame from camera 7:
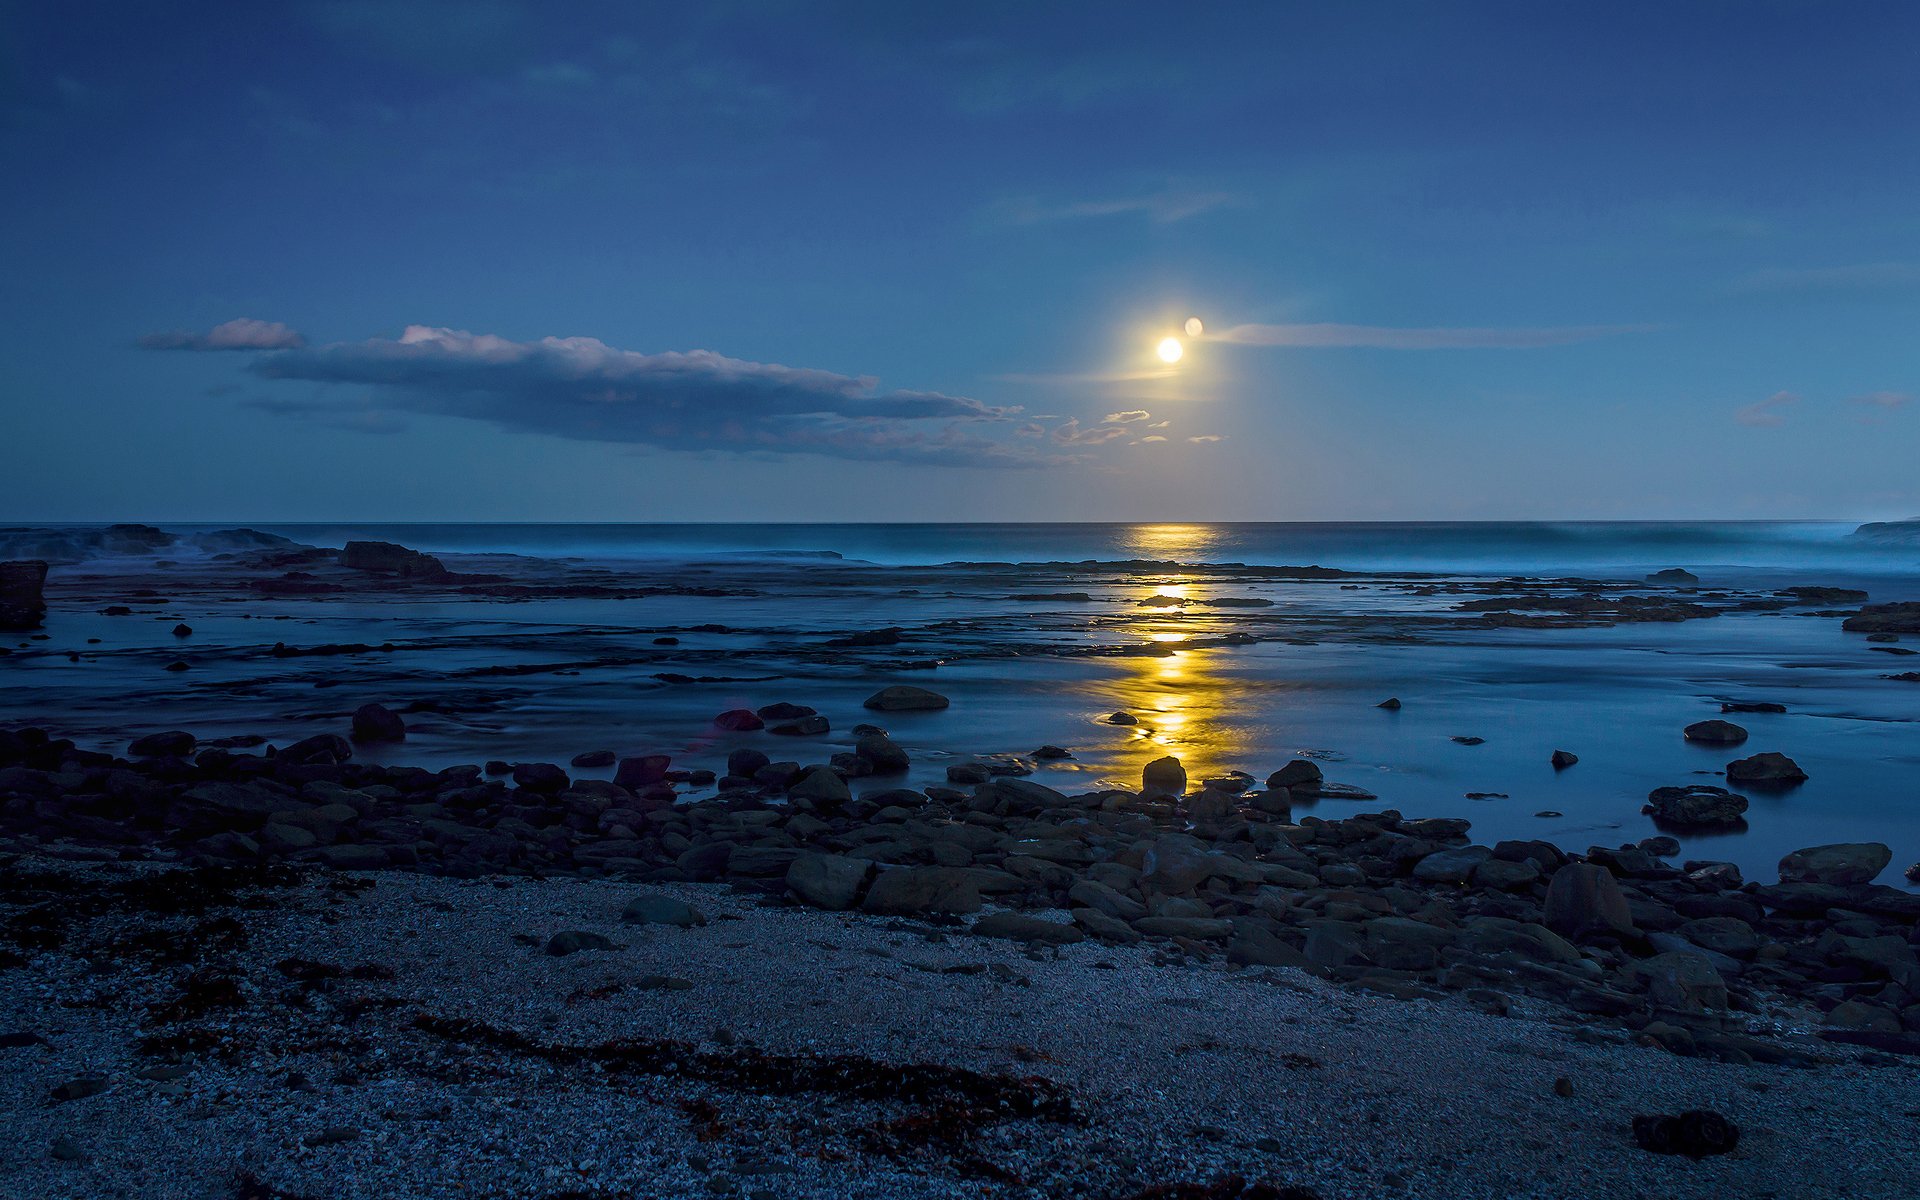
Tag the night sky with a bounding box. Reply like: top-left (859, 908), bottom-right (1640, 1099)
top-left (3, 1), bottom-right (1916, 522)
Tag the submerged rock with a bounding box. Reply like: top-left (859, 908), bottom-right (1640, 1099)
top-left (863, 685), bottom-right (950, 712)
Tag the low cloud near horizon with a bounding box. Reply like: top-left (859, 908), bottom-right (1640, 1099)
top-left (1207, 322), bottom-right (1653, 350)
top-left (139, 321), bottom-right (1187, 468)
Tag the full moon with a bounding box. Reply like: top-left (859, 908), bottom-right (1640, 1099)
top-left (1184, 317), bottom-right (1204, 337)
top-left (1157, 336), bottom-right (1184, 363)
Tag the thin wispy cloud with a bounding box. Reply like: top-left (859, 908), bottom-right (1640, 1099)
top-left (995, 188), bottom-right (1244, 225)
top-left (166, 322), bottom-right (1095, 469)
top-left (1851, 390), bottom-right (1912, 409)
top-left (139, 318), bottom-right (307, 351)
top-left (1736, 390), bottom-right (1798, 428)
top-left (1208, 322), bottom-right (1654, 350)
top-left (1104, 410), bottom-right (1151, 423)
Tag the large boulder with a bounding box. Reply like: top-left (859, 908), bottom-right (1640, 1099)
top-left (350, 703), bottom-right (406, 743)
top-left (1778, 843), bottom-right (1891, 886)
top-left (1543, 862), bottom-right (1636, 939)
top-left (787, 766), bottom-right (851, 806)
top-left (1726, 752), bottom-right (1807, 787)
top-left (1266, 760), bottom-right (1323, 793)
top-left (128, 730), bottom-right (196, 758)
top-left (786, 853), bottom-right (871, 911)
top-left (1643, 784), bottom-right (1747, 829)
top-left (340, 541), bottom-right (448, 579)
top-left (1141, 755), bottom-right (1187, 797)
top-left (863, 685), bottom-right (950, 712)
top-left (0, 560), bottom-right (48, 630)
top-left (854, 732), bottom-right (910, 773)
top-left (1842, 602), bottom-right (1920, 633)
top-left (862, 866), bottom-right (982, 915)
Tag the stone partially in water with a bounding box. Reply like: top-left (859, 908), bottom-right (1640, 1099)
top-left (1726, 752), bottom-right (1807, 787)
top-left (863, 685), bottom-right (950, 712)
top-left (1644, 784), bottom-right (1747, 828)
top-left (1778, 842), bottom-right (1891, 885)
top-left (1682, 719), bottom-right (1747, 745)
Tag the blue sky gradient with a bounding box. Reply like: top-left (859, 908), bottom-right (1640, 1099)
top-left (3, 1), bottom-right (1916, 521)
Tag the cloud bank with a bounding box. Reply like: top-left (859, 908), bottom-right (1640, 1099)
top-left (153, 322), bottom-right (1096, 468)
top-left (139, 318), bottom-right (307, 351)
top-left (1208, 322), bottom-right (1650, 350)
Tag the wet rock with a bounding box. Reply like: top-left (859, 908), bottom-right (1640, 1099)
top-left (854, 732), bottom-right (910, 773)
top-left (1632, 1110), bottom-right (1739, 1158)
top-left (756, 702), bottom-right (816, 721)
top-left (622, 895), bottom-right (707, 928)
top-left (512, 762), bottom-right (569, 793)
top-left (1543, 863), bottom-right (1636, 939)
top-left (1643, 784), bottom-right (1747, 829)
top-left (350, 703), bottom-right (406, 743)
top-left (545, 930), bottom-right (620, 956)
top-left (1105, 712), bottom-right (1137, 726)
top-left (1032, 745), bottom-right (1073, 760)
top-left (1648, 568), bottom-right (1699, 584)
top-left (279, 734), bottom-right (352, 766)
top-left (972, 912), bottom-right (1085, 945)
top-left (1142, 755), bottom-right (1187, 797)
top-left (1722, 700), bottom-right (1786, 713)
top-left (1266, 760), bottom-right (1323, 793)
top-left (785, 853), bottom-right (871, 911)
top-left (769, 716), bottom-right (830, 737)
top-left (714, 709), bottom-right (764, 731)
top-left (725, 748), bottom-right (769, 779)
top-left (340, 540), bottom-right (447, 578)
top-left (1725, 752), bottom-right (1807, 787)
top-left (1377, 697), bottom-right (1402, 709)
top-left (171, 623), bottom-right (192, 637)
top-left (1778, 842), bottom-right (1891, 885)
top-left (1841, 601), bottom-right (1920, 633)
top-left (1550, 749), bottom-right (1578, 769)
top-left (570, 750), bottom-right (616, 769)
top-left (863, 867), bottom-right (983, 916)
top-left (0, 560), bottom-right (49, 629)
top-left (128, 730), bottom-right (196, 758)
top-left (1682, 719), bottom-right (1747, 745)
top-left (615, 755), bottom-right (672, 789)
top-left (863, 685), bottom-right (949, 712)
top-left (788, 766), bottom-right (851, 806)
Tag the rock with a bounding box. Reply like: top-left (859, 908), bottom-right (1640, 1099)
top-left (1778, 842), bottom-right (1891, 885)
top-left (171, 623), bottom-right (192, 637)
top-left (279, 733), bottom-right (353, 765)
top-left (341, 540), bottom-right (447, 578)
top-left (756, 702), bottom-right (816, 720)
top-left (1105, 711), bottom-right (1138, 725)
top-left (1631, 1110), bottom-right (1739, 1159)
top-left (570, 750), bottom-right (616, 768)
top-left (786, 854), bottom-right (871, 910)
top-left (1648, 568), bottom-right (1699, 584)
top-left (1471, 857), bottom-right (1541, 891)
top-left (512, 762), bottom-right (569, 793)
top-left (1637, 951), bottom-right (1728, 1012)
top-left (1072, 908), bottom-right (1140, 943)
top-left (50, 1074), bottom-right (108, 1102)
top-left (1842, 602), bottom-right (1920, 633)
top-left (1678, 917), bottom-right (1762, 958)
top-left (615, 755), bottom-right (672, 789)
top-left (854, 732), bottom-right (909, 772)
top-left (1550, 749), bottom-right (1578, 769)
top-left (1134, 916), bottom-right (1233, 941)
top-left (1725, 752), bottom-right (1807, 787)
top-left (163, 659), bottom-right (190, 672)
top-left (1412, 845), bottom-right (1492, 884)
top-left (1377, 697), bottom-right (1402, 709)
top-left (1032, 745), bottom-right (1073, 760)
top-left (714, 709), bottom-right (765, 731)
top-left (1141, 755), bottom-right (1186, 797)
top-left (0, 560), bottom-right (49, 629)
top-left (1682, 719), bottom-right (1747, 745)
top-left (1227, 919), bottom-right (1311, 969)
top-left (725, 748), bottom-right (769, 779)
top-left (1643, 784), bottom-right (1747, 829)
top-left (972, 912), bottom-right (1085, 945)
top-left (788, 766), bottom-right (851, 806)
top-left (350, 703), bottom-right (406, 743)
top-left (1068, 879), bottom-right (1148, 921)
top-left (314, 845), bottom-right (389, 869)
top-left (622, 895), bottom-right (707, 928)
top-left (863, 867), bottom-right (983, 915)
top-left (1266, 760), bottom-right (1323, 792)
top-left (864, 685), bottom-right (949, 712)
top-left (769, 716), bottom-right (830, 737)
top-left (1543, 863), bottom-right (1636, 939)
top-left (545, 930), bottom-right (620, 956)
top-left (128, 731), bottom-right (196, 757)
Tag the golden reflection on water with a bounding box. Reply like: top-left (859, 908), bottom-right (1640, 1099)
top-left (1118, 522), bottom-right (1224, 562)
top-left (1102, 604), bottom-right (1240, 785)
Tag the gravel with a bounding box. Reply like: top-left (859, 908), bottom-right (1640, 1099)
top-left (4, 861), bottom-right (1918, 1199)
